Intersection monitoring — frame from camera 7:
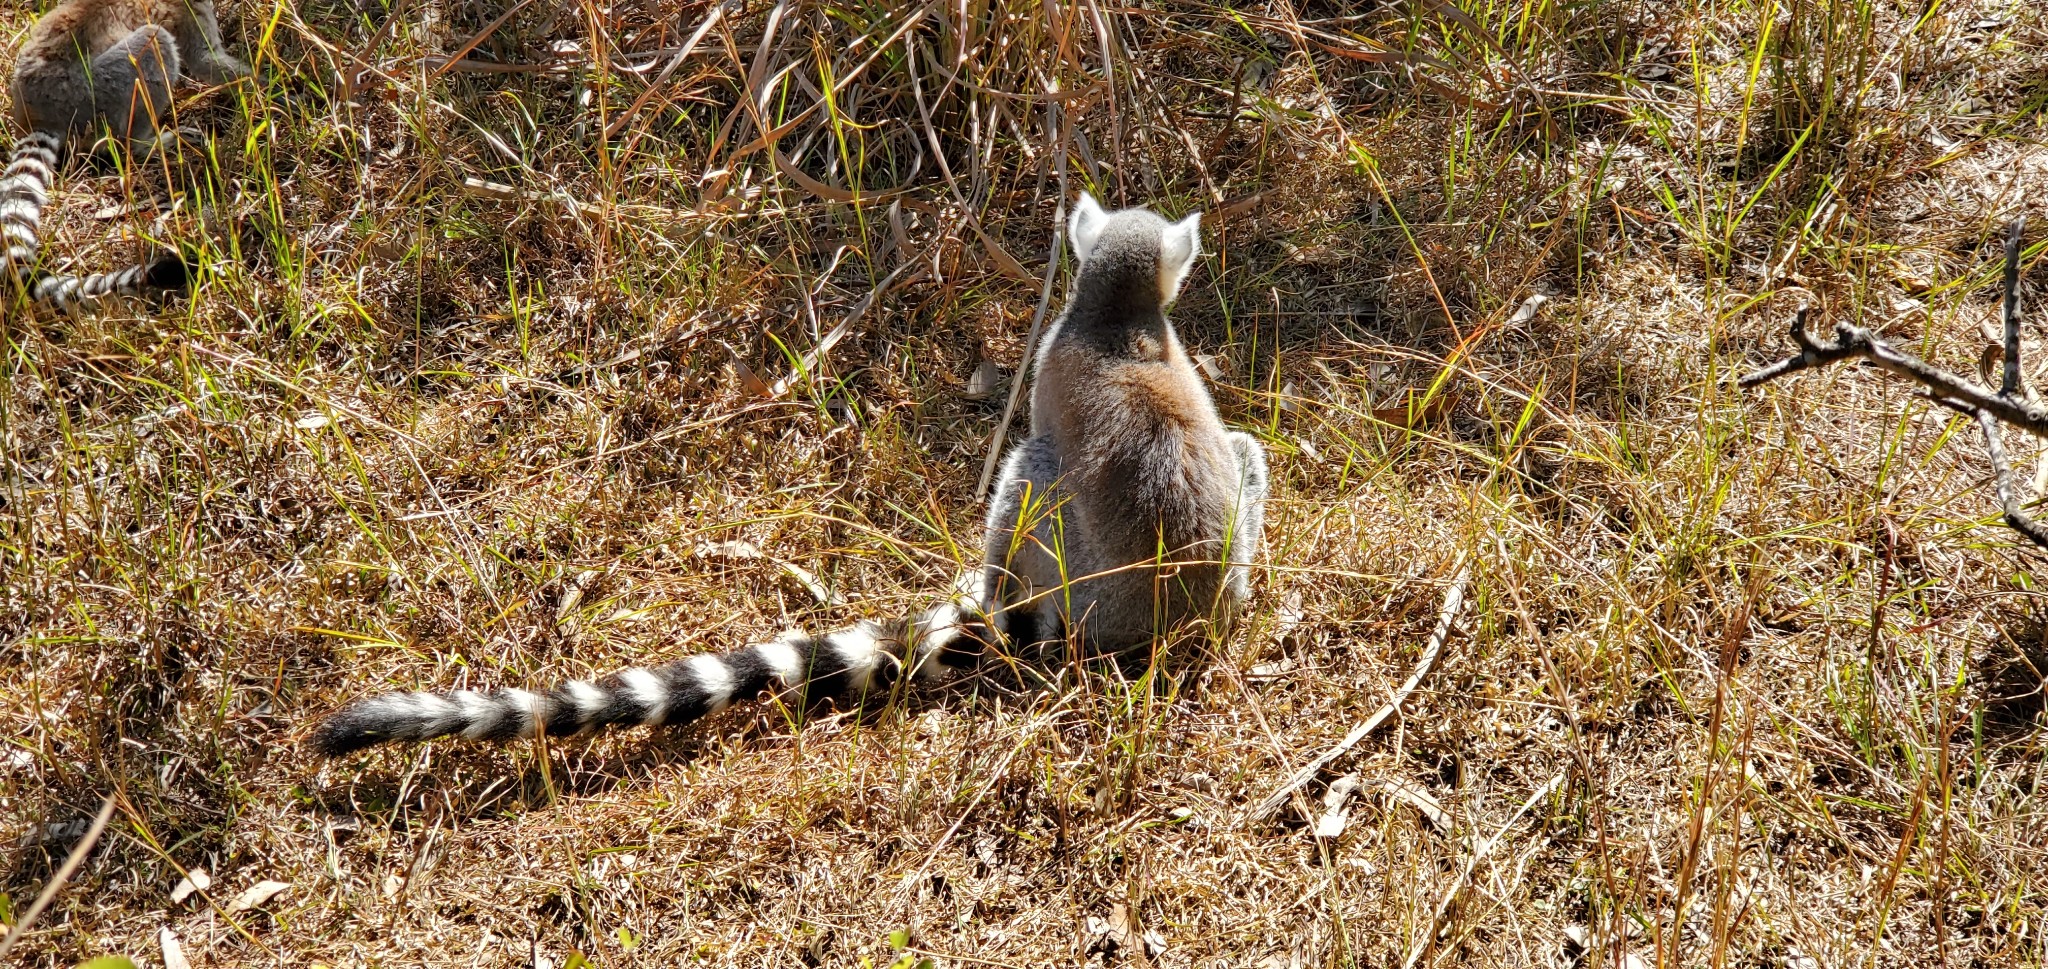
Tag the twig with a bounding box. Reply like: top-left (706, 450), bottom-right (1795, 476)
top-left (1740, 217), bottom-right (2045, 548)
top-left (770, 258), bottom-right (931, 397)
top-left (1969, 407), bottom-right (2048, 546)
top-left (2005, 217), bottom-right (2025, 397)
top-left (1250, 563), bottom-right (1471, 821)
top-left (1398, 772), bottom-right (1565, 969)
top-left (975, 98), bottom-right (1072, 499)
top-left (0, 794), bottom-right (119, 962)
top-left (1737, 313), bottom-right (2048, 432)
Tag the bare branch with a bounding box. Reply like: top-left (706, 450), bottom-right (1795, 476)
top-left (1739, 317), bottom-right (2048, 436)
top-left (2004, 215), bottom-right (2027, 398)
top-left (1250, 564), bottom-right (1469, 822)
top-left (1742, 218), bottom-right (2047, 551)
top-left (1973, 408), bottom-right (2048, 547)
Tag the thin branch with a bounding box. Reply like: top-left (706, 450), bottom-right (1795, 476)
top-left (976, 97), bottom-right (1071, 499)
top-left (1739, 314), bottom-right (2048, 435)
top-left (1971, 407), bottom-right (2048, 547)
top-left (1741, 218), bottom-right (2046, 550)
top-left (2004, 216), bottom-right (2026, 398)
top-left (1250, 564), bottom-right (1470, 821)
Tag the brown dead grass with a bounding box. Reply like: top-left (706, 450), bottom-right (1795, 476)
top-left (4, 0), bottom-right (2048, 966)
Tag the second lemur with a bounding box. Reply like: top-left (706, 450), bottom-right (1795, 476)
top-left (309, 193), bottom-right (1268, 757)
top-left (3, 0), bottom-right (249, 311)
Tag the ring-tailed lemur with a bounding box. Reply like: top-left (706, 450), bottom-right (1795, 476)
top-left (309, 193), bottom-right (1269, 758)
top-left (4, 0), bottom-right (249, 311)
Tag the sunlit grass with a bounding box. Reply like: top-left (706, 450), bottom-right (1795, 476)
top-left (2, 0), bottom-right (2046, 964)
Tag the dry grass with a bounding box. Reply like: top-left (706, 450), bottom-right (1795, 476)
top-left (4, 0), bottom-right (2048, 965)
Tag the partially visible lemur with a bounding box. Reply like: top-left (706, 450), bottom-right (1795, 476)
top-left (3, 0), bottom-right (249, 311)
top-left (310, 193), bottom-right (1269, 757)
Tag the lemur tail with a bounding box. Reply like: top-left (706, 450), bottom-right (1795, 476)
top-left (310, 595), bottom-right (990, 758)
top-left (1, 132), bottom-right (61, 277)
top-left (3, 130), bottom-right (194, 312)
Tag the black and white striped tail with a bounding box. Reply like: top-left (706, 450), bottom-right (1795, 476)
top-left (3, 130), bottom-right (193, 312)
top-left (1, 132), bottom-right (61, 283)
top-left (310, 596), bottom-right (990, 758)
top-left (25, 253), bottom-right (192, 311)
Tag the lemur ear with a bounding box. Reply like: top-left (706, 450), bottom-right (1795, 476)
top-left (1069, 192), bottom-right (1108, 263)
top-left (1158, 211), bottom-right (1203, 303)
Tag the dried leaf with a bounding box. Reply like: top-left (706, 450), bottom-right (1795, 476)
top-left (1276, 379), bottom-right (1303, 414)
top-left (556, 570), bottom-right (598, 624)
top-left (1314, 774), bottom-right (1360, 841)
top-left (692, 540), bottom-right (838, 605)
top-left (1247, 659), bottom-right (1296, 681)
top-left (1086, 902), bottom-right (1164, 961)
top-left (169, 867), bottom-right (210, 904)
top-left (1382, 777), bottom-right (1450, 831)
top-left (693, 540), bottom-right (764, 560)
top-left (1507, 293), bottom-right (1549, 327)
top-left (727, 353), bottom-right (771, 397)
top-left (965, 361), bottom-right (1004, 400)
top-left (776, 559), bottom-right (842, 607)
top-left (226, 879), bottom-right (291, 913)
top-left (1369, 390), bottom-right (1456, 428)
top-left (159, 928), bottom-right (191, 969)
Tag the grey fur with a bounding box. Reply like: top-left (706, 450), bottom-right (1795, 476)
top-left (982, 192), bottom-right (1269, 650)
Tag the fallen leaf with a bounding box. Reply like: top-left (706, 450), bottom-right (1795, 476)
top-left (1368, 390), bottom-right (1456, 428)
top-left (160, 928), bottom-right (191, 969)
top-left (776, 560), bottom-right (842, 607)
top-left (169, 867), bottom-right (210, 904)
top-left (1276, 379), bottom-right (1303, 414)
top-left (556, 570), bottom-right (598, 624)
top-left (693, 540), bottom-right (765, 560)
top-left (1507, 293), bottom-right (1549, 327)
top-left (965, 360), bottom-right (1004, 400)
top-left (226, 879), bottom-right (291, 913)
top-left (1383, 777), bottom-right (1450, 831)
top-left (1085, 902), bottom-right (1164, 961)
top-left (727, 353), bottom-right (771, 397)
top-left (1315, 774), bottom-right (1361, 840)
top-left (1247, 659), bottom-right (1296, 681)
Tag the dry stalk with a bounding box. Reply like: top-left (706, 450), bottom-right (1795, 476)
top-left (1740, 218), bottom-right (2045, 548)
top-left (1249, 562), bottom-right (1471, 821)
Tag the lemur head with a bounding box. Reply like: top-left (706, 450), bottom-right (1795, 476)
top-left (1068, 192), bottom-right (1203, 306)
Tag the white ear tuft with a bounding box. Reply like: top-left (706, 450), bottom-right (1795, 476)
top-left (1158, 211), bottom-right (1203, 303)
top-left (1069, 192), bottom-right (1108, 263)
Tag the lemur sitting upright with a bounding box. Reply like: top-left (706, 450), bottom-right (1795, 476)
top-left (3, 0), bottom-right (249, 311)
top-left (309, 193), bottom-right (1270, 757)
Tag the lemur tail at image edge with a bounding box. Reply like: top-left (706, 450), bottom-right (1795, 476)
top-left (2, 132), bottom-right (192, 311)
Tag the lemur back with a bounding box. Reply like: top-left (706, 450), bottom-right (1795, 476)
top-left (982, 192), bottom-right (1267, 650)
top-left (3, 0), bottom-right (248, 311)
top-left (308, 193), bottom-right (1268, 759)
